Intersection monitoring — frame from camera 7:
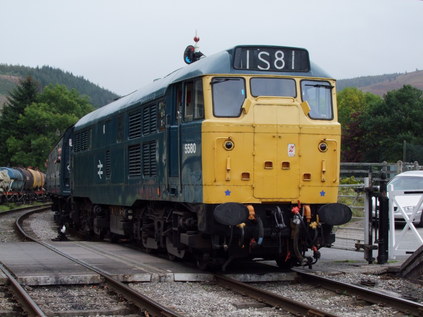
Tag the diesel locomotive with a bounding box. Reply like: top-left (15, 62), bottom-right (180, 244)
top-left (46, 42), bottom-right (351, 269)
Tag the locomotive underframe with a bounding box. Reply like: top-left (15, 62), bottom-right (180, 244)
top-left (52, 195), bottom-right (337, 269)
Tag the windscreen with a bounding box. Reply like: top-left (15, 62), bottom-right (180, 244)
top-left (251, 78), bottom-right (296, 97)
top-left (212, 77), bottom-right (246, 117)
top-left (301, 80), bottom-right (333, 120)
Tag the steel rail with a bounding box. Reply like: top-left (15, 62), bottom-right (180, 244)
top-left (292, 268), bottom-right (423, 317)
top-left (398, 244), bottom-right (423, 283)
top-left (214, 274), bottom-right (339, 317)
top-left (15, 210), bottom-right (184, 317)
top-left (0, 263), bottom-right (47, 317)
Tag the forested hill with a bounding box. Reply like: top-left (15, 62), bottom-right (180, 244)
top-left (0, 64), bottom-right (119, 109)
top-left (337, 70), bottom-right (423, 95)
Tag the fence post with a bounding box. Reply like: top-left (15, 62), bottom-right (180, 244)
top-left (363, 177), bottom-right (374, 264)
top-left (397, 160), bottom-right (403, 173)
top-left (377, 172), bottom-right (389, 264)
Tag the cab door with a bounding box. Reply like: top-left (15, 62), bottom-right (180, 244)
top-left (166, 83), bottom-right (183, 196)
top-left (166, 80), bottom-right (204, 201)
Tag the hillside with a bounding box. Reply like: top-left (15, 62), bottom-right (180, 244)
top-left (0, 64), bottom-right (119, 110)
top-left (337, 70), bottom-right (423, 95)
top-left (2, 64), bottom-right (421, 111)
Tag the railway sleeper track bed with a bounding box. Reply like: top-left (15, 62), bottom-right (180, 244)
top-left (397, 244), bottom-right (423, 283)
top-left (0, 263), bottom-right (44, 317)
top-left (8, 208), bottom-right (185, 317)
top-left (0, 204), bottom-right (52, 243)
top-left (291, 268), bottom-right (423, 316)
top-left (214, 272), bottom-right (423, 317)
top-left (3, 207), bottom-right (423, 316)
top-left (1, 263), bottom-right (139, 317)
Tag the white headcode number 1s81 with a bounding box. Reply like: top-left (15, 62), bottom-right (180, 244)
top-left (258, 50), bottom-right (287, 70)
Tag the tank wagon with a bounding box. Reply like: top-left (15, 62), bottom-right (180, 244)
top-left (47, 43), bottom-right (351, 269)
top-left (0, 167), bottom-right (46, 204)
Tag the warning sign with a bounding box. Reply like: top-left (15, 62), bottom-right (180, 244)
top-left (288, 144), bottom-right (295, 157)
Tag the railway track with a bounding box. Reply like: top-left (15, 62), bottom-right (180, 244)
top-left (14, 208), bottom-right (185, 317)
top-left (5, 206), bottom-right (423, 316)
top-left (399, 244), bottom-right (423, 283)
top-left (0, 204), bottom-right (51, 243)
top-left (0, 263), bottom-right (46, 317)
top-left (215, 274), bottom-right (338, 316)
top-left (292, 268), bottom-right (423, 316)
top-left (215, 270), bottom-right (423, 317)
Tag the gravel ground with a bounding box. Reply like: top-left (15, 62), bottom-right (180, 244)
top-left (255, 280), bottom-right (405, 317)
top-left (130, 277), bottom-right (416, 317)
top-left (24, 284), bottom-right (140, 316)
top-left (24, 210), bottom-right (59, 241)
top-left (130, 281), bottom-right (292, 316)
top-left (0, 284), bottom-right (25, 316)
top-left (0, 209), bottom-right (27, 242)
top-left (316, 269), bottom-right (423, 303)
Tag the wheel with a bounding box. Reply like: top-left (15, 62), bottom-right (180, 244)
top-left (166, 237), bottom-right (185, 259)
top-left (275, 257), bottom-right (294, 270)
top-left (144, 247), bottom-right (153, 254)
top-left (196, 258), bottom-right (208, 270)
top-left (109, 233), bottom-right (119, 243)
top-left (196, 253), bottom-right (210, 270)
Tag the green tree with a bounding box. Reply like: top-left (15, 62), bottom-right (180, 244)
top-left (337, 88), bottom-right (382, 161)
top-left (0, 77), bottom-right (40, 165)
top-left (362, 85), bottom-right (423, 162)
top-left (5, 84), bottom-right (94, 169)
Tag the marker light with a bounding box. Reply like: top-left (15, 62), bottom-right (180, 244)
top-left (223, 139), bottom-right (235, 151)
top-left (318, 141), bottom-right (328, 152)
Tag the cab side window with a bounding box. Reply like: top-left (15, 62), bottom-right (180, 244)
top-left (212, 77), bottom-right (246, 117)
top-left (184, 79), bottom-right (204, 122)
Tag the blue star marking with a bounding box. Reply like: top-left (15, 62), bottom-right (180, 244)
top-left (320, 190), bottom-right (326, 197)
top-left (225, 189), bottom-right (231, 196)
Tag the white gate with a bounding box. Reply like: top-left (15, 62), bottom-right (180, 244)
top-left (389, 189), bottom-right (423, 258)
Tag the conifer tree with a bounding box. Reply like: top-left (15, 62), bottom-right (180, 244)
top-left (6, 84), bottom-right (94, 168)
top-left (0, 77), bottom-right (39, 165)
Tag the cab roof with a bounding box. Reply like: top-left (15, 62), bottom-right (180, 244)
top-left (75, 45), bottom-right (332, 130)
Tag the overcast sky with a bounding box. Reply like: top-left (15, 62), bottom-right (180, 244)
top-left (1, 0), bottom-right (422, 96)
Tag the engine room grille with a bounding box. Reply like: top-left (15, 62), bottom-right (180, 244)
top-left (74, 129), bottom-right (90, 152)
top-left (128, 144), bottom-right (142, 177)
top-left (116, 115), bottom-right (124, 143)
top-left (142, 104), bottom-right (157, 135)
top-left (128, 109), bottom-right (142, 139)
top-left (142, 141), bottom-right (157, 177)
top-left (105, 150), bottom-right (111, 179)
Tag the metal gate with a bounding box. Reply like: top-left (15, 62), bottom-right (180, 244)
top-left (388, 189), bottom-right (423, 258)
top-left (334, 161), bottom-right (423, 263)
